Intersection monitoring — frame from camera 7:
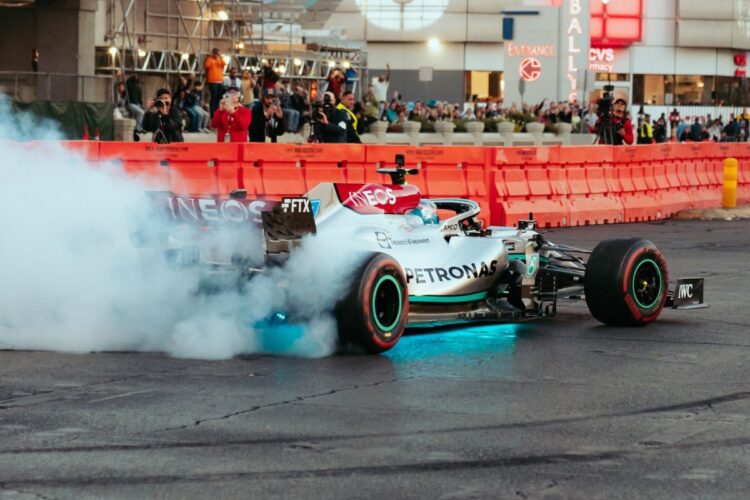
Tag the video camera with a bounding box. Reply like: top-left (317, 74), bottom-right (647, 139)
top-left (594, 83), bottom-right (624, 145)
top-left (597, 84), bottom-right (614, 119)
top-left (309, 93), bottom-right (336, 143)
top-left (311, 93), bottom-right (335, 119)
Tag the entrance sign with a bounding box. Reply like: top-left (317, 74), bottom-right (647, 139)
top-left (520, 57), bottom-right (542, 81)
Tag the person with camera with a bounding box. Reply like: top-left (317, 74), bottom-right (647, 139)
top-left (143, 88), bottom-right (184, 144)
top-left (309, 91), bottom-right (350, 143)
top-left (249, 88), bottom-right (285, 143)
top-left (210, 86), bottom-right (250, 143)
top-left (595, 97), bottom-right (633, 145)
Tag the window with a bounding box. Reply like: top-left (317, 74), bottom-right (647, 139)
top-left (465, 71), bottom-right (503, 101)
top-left (356, 0), bottom-right (449, 31)
top-left (595, 73), bottom-right (630, 81)
top-left (714, 76), bottom-right (750, 106)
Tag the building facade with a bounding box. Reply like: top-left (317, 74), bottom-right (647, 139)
top-left (323, 0), bottom-right (750, 107)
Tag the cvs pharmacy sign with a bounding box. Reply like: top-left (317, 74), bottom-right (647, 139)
top-left (589, 48), bottom-right (614, 72)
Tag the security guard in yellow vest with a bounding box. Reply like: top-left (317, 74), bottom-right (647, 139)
top-left (335, 91), bottom-right (362, 144)
top-left (638, 114), bottom-right (654, 144)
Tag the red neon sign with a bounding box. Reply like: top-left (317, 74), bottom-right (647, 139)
top-left (520, 57), bottom-right (541, 82)
top-left (590, 0), bottom-right (643, 48)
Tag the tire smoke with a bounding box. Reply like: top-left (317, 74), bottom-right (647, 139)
top-left (0, 99), bottom-right (360, 359)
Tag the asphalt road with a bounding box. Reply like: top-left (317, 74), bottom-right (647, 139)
top-left (1, 219), bottom-right (749, 499)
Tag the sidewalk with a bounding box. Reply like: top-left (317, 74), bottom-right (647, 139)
top-left (673, 205), bottom-right (750, 221)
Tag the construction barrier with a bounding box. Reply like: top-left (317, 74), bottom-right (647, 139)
top-left (560, 145), bottom-right (623, 225)
top-left (489, 146), bottom-right (569, 228)
top-left (40, 140), bottom-right (750, 227)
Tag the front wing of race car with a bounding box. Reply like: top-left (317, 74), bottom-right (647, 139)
top-left (666, 277), bottom-right (708, 310)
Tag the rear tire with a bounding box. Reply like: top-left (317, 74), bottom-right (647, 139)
top-left (584, 238), bottom-right (668, 326)
top-left (336, 253), bottom-right (408, 354)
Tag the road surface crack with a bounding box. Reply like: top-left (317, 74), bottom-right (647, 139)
top-left (158, 376), bottom-right (416, 432)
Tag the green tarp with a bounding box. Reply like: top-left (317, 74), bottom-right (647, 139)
top-left (12, 101), bottom-right (115, 141)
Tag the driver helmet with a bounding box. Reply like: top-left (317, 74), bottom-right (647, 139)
top-left (407, 199), bottom-right (439, 225)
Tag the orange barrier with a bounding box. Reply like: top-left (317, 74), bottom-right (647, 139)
top-left (489, 146), bottom-right (570, 228)
top-left (734, 146), bottom-right (750, 205)
top-left (365, 145), bottom-right (491, 226)
top-left (560, 146), bottom-right (624, 225)
top-left (614, 146), bottom-right (666, 221)
top-left (60, 140), bottom-right (101, 163)
top-left (99, 142), bottom-right (238, 195)
top-left (49, 140), bottom-right (746, 228)
top-left (241, 143), bottom-right (366, 202)
top-left (675, 142), bottom-right (723, 209)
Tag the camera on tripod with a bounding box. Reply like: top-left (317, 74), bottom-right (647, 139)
top-left (594, 84), bottom-right (624, 145)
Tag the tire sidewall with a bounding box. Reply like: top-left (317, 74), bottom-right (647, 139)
top-left (619, 245), bottom-right (668, 324)
top-left (357, 256), bottom-right (408, 351)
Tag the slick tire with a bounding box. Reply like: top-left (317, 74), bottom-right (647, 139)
top-left (336, 253), bottom-right (408, 354)
top-left (584, 238), bottom-right (668, 327)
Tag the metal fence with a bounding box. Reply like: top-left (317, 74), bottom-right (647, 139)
top-left (0, 72), bottom-right (113, 103)
top-left (640, 105), bottom-right (748, 123)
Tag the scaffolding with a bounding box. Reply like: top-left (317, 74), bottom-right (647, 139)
top-left (101, 0), bottom-right (364, 95)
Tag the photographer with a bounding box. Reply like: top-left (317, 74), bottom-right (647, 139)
top-left (249, 88), bottom-right (285, 143)
top-left (210, 87), bottom-right (251, 143)
top-left (595, 97), bottom-right (633, 145)
top-left (143, 88), bottom-right (184, 144)
top-left (309, 91), bottom-right (349, 143)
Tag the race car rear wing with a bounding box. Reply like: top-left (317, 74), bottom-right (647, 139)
top-left (261, 197), bottom-right (316, 255)
top-left (666, 277), bottom-right (708, 310)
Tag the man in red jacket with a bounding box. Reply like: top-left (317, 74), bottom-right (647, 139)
top-left (595, 98), bottom-right (634, 145)
top-left (211, 87), bottom-right (251, 142)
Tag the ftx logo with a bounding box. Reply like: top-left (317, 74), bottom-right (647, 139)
top-left (281, 197), bottom-right (320, 217)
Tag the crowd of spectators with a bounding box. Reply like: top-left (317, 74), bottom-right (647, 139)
top-left (113, 51), bottom-right (750, 145)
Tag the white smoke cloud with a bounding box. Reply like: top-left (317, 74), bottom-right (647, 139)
top-left (0, 98), bottom-right (361, 359)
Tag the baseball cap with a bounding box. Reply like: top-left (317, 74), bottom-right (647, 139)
top-left (263, 88), bottom-right (276, 97)
top-left (614, 98), bottom-right (627, 105)
top-left (227, 85), bottom-right (240, 93)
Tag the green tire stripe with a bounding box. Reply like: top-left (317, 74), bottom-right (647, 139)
top-left (631, 258), bottom-right (663, 309)
top-left (372, 274), bottom-right (402, 332)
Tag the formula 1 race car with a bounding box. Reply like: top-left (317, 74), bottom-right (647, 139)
top-left (139, 161), bottom-right (707, 354)
top-left (255, 163), bottom-right (707, 353)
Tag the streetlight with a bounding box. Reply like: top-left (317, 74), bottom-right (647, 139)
top-left (217, 10), bottom-right (228, 21)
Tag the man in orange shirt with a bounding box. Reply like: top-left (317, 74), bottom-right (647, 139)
top-left (204, 47), bottom-right (226, 117)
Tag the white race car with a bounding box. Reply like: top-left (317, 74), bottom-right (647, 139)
top-left (255, 163), bottom-right (706, 353)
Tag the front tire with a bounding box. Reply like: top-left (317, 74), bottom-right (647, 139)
top-left (584, 238), bottom-right (668, 326)
top-left (336, 253), bottom-right (408, 354)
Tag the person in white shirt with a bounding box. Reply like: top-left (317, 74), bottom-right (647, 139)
top-left (371, 63), bottom-right (391, 119)
top-left (223, 67), bottom-right (241, 94)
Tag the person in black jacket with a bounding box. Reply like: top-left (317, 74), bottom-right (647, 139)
top-left (249, 88), bottom-right (285, 143)
top-left (142, 88), bottom-right (184, 144)
top-left (309, 92), bottom-right (349, 143)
